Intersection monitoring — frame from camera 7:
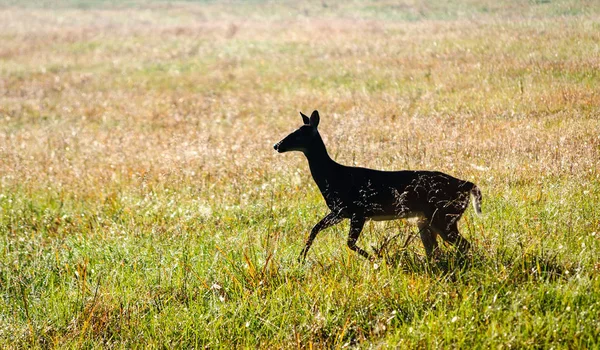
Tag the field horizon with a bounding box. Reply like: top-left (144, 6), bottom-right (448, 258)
top-left (1, 0), bottom-right (599, 348)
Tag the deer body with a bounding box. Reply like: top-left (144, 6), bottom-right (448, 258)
top-left (275, 110), bottom-right (482, 261)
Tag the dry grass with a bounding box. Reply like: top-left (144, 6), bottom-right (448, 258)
top-left (1, 1), bottom-right (599, 347)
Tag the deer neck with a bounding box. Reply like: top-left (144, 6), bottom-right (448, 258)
top-left (304, 134), bottom-right (336, 188)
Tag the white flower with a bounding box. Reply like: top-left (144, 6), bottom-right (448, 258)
top-left (198, 203), bottom-right (212, 218)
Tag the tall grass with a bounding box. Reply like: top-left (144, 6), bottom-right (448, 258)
top-left (1, 0), bottom-right (599, 347)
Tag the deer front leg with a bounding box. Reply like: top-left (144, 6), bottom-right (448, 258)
top-left (347, 215), bottom-right (372, 260)
top-left (299, 212), bottom-right (342, 262)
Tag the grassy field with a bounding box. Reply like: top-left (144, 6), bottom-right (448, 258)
top-left (1, 0), bottom-right (599, 347)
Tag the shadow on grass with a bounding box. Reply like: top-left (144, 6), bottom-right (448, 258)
top-left (375, 235), bottom-right (569, 282)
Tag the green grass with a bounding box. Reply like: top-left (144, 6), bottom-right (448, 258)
top-left (1, 0), bottom-right (600, 347)
top-left (3, 184), bottom-right (599, 347)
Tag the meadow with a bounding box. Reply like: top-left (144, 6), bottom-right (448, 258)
top-left (1, 0), bottom-right (599, 347)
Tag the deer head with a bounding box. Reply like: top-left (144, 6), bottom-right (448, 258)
top-left (273, 110), bottom-right (321, 154)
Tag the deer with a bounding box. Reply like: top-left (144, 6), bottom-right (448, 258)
top-left (274, 110), bottom-right (482, 263)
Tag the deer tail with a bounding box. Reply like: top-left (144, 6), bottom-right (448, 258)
top-left (469, 184), bottom-right (482, 216)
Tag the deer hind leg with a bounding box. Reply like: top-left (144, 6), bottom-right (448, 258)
top-left (347, 215), bottom-right (372, 260)
top-left (299, 212), bottom-right (343, 262)
top-left (432, 219), bottom-right (470, 256)
top-left (417, 221), bottom-right (439, 261)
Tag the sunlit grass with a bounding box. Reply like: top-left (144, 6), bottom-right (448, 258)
top-left (1, 0), bottom-right (599, 347)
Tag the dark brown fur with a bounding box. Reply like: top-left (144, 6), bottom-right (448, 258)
top-left (274, 110), bottom-right (482, 261)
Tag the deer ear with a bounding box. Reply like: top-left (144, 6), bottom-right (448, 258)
top-left (309, 110), bottom-right (320, 128)
top-left (300, 112), bottom-right (309, 125)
